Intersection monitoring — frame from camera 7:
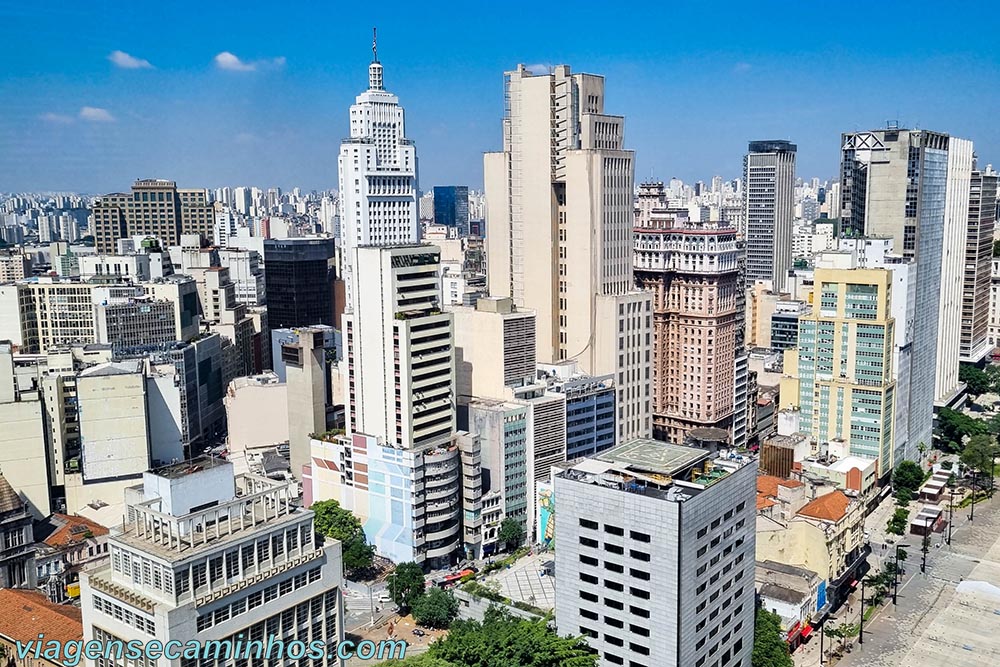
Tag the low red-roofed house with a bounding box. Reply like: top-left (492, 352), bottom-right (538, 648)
top-left (34, 514), bottom-right (110, 603)
top-left (757, 488), bottom-right (867, 613)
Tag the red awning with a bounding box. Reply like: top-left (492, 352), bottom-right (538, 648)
top-left (850, 579), bottom-right (859, 588)
top-left (800, 625), bottom-right (813, 639)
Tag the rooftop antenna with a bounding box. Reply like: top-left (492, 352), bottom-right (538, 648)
top-left (372, 26), bottom-right (378, 63)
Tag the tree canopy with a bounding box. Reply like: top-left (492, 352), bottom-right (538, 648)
top-left (411, 587), bottom-right (460, 629)
top-left (378, 607), bottom-right (596, 667)
top-left (937, 407), bottom-right (988, 450)
top-left (497, 518), bottom-right (525, 552)
top-left (961, 434), bottom-right (1000, 476)
top-left (960, 364), bottom-right (992, 397)
top-left (310, 499), bottom-right (374, 573)
top-left (892, 460), bottom-right (924, 496)
top-left (752, 609), bottom-right (793, 667)
top-left (388, 561), bottom-right (426, 612)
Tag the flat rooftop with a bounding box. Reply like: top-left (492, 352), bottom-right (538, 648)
top-left (149, 455), bottom-right (229, 479)
top-left (596, 438), bottom-right (710, 477)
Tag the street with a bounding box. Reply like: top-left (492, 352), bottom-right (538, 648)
top-left (807, 488), bottom-right (1000, 667)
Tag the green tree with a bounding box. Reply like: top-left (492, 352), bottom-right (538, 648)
top-left (937, 408), bottom-right (988, 450)
top-left (960, 364), bottom-right (992, 397)
top-left (961, 434), bottom-right (1000, 477)
top-left (310, 499), bottom-right (374, 573)
top-left (432, 607), bottom-right (595, 667)
top-left (994, 239), bottom-right (1000, 258)
top-left (411, 587), bottom-right (459, 629)
top-left (893, 460), bottom-right (924, 495)
top-left (894, 487), bottom-right (913, 505)
top-left (886, 507), bottom-right (909, 536)
top-left (497, 518), bottom-right (525, 552)
top-left (388, 561), bottom-right (426, 612)
top-left (752, 609), bottom-right (793, 667)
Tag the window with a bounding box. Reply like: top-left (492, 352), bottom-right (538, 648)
top-left (581, 608), bottom-right (599, 621)
top-left (630, 549), bottom-right (650, 561)
top-left (580, 573), bottom-right (599, 585)
top-left (630, 605), bottom-right (649, 618)
top-left (629, 530), bottom-right (651, 543)
top-left (630, 568), bottom-right (650, 581)
top-left (580, 536), bottom-right (599, 548)
top-left (604, 524), bottom-right (624, 536)
top-left (580, 555), bottom-right (599, 566)
top-left (580, 518), bottom-right (599, 530)
top-left (629, 587), bottom-right (650, 600)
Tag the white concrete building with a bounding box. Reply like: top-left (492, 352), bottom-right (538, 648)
top-left (744, 141), bottom-right (796, 292)
top-left (79, 457), bottom-right (345, 667)
top-left (337, 50), bottom-right (419, 312)
top-left (554, 441), bottom-right (756, 667)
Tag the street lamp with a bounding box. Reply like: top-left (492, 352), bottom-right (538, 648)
top-left (921, 517), bottom-right (931, 574)
top-left (819, 622), bottom-right (825, 665)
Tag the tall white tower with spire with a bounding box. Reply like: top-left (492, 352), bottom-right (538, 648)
top-left (338, 29), bottom-right (420, 312)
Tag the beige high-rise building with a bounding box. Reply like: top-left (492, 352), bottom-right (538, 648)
top-left (634, 182), bottom-right (741, 444)
top-left (451, 296), bottom-right (536, 401)
top-left (92, 179), bottom-right (215, 254)
top-left (485, 64), bottom-right (651, 444)
top-left (961, 169), bottom-right (998, 363)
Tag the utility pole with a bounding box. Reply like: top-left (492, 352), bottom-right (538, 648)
top-left (859, 576), bottom-right (865, 645)
top-left (947, 487), bottom-right (955, 546)
top-left (819, 622), bottom-right (825, 665)
top-left (368, 582), bottom-right (375, 626)
top-left (892, 545), bottom-right (904, 605)
top-left (970, 468), bottom-right (978, 522)
top-left (921, 518), bottom-right (930, 574)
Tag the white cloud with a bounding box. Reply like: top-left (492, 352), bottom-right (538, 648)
top-left (733, 62), bottom-right (752, 74)
top-left (214, 51), bottom-right (285, 72)
top-left (39, 112), bottom-right (74, 124)
top-left (109, 50), bottom-right (154, 69)
top-left (215, 51), bottom-right (256, 71)
top-left (79, 106), bottom-right (115, 122)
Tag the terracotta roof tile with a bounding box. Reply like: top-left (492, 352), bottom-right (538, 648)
top-left (0, 589), bottom-right (82, 645)
top-left (757, 475), bottom-right (804, 499)
top-left (757, 495), bottom-right (777, 511)
top-left (797, 490), bottom-right (851, 522)
top-left (43, 514), bottom-right (109, 548)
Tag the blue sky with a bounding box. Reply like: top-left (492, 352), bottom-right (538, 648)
top-left (1, 0), bottom-right (998, 194)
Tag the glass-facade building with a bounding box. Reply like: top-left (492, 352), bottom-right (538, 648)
top-left (432, 186), bottom-right (469, 234)
top-left (793, 268), bottom-right (896, 475)
top-left (263, 238), bottom-right (335, 330)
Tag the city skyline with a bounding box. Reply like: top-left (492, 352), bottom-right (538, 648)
top-left (3, 1), bottom-right (999, 192)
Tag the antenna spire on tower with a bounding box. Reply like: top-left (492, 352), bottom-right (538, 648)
top-left (372, 27), bottom-right (378, 63)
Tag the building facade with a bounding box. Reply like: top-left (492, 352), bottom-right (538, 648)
top-left (554, 440), bottom-right (756, 667)
top-left (961, 169), bottom-right (998, 362)
top-left (92, 179), bottom-right (215, 254)
top-left (337, 52), bottom-right (419, 312)
top-left (743, 140), bottom-right (796, 292)
top-left (784, 268), bottom-right (896, 475)
top-left (840, 128), bottom-right (972, 440)
top-left (79, 458), bottom-right (345, 667)
top-left (263, 238), bottom-right (336, 331)
top-left (634, 182), bottom-right (741, 444)
top-left (485, 64), bottom-right (652, 445)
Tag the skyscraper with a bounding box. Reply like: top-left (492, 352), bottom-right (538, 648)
top-left (961, 169), bottom-right (998, 363)
top-left (786, 267), bottom-right (897, 475)
top-left (337, 44), bottom-right (419, 313)
top-left (263, 237), bottom-right (336, 331)
top-left (92, 179), bottom-right (215, 254)
top-left (743, 140), bottom-right (796, 292)
top-left (634, 181), bottom-right (741, 444)
top-left (554, 440), bottom-right (756, 667)
top-left (485, 64), bottom-right (652, 444)
top-left (840, 128), bottom-right (973, 450)
top-left (433, 185), bottom-right (470, 234)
